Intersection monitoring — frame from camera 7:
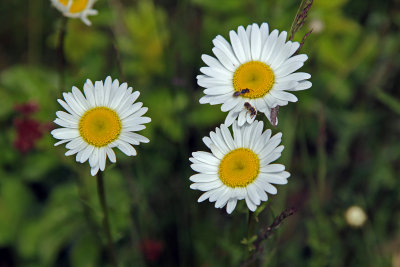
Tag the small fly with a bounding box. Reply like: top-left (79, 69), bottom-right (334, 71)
top-left (244, 102), bottom-right (257, 118)
top-left (233, 88), bottom-right (250, 97)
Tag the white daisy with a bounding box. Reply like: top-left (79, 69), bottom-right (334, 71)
top-left (51, 0), bottom-right (98, 26)
top-left (51, 76), bottom-right (151, 176)
top-left (189, 120), bottom-right (290, 214)
top-left (197, 22), bottom-right (312, 126)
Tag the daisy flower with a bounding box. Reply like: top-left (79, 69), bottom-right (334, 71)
top-left (198, 22), bottom-right (312, 126)
top-left (189, 120), bottom-right (290, 214)
top-left (51, 76), bottom-right (151, 176)
top-left (51, 0), bottom-right (98, 26)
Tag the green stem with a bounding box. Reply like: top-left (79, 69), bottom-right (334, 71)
top-left (96, 172), bottom-right (118, 267)
top-left (317, 108), bottom-right (327, 199)
top-left (57, 16), bottom-right (67, 93)
top-left (246, 210), bottom-right (256, 265)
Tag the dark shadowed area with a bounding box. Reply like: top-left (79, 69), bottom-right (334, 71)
top-left (0, 0), bottom-right (399, 266)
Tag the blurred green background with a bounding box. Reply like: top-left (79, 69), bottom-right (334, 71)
top-left (0, 0), bottom-right (399, 266)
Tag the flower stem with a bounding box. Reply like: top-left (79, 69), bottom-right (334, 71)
top-left (246, 210), bottom-right (257, 265)
top-left (57, 16), bottom-right (67, 93)
top-left (96, 172), bottom-right (118, 267)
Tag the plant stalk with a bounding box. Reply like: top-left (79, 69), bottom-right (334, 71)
top-left (97, 172), bottom-right (118, 267)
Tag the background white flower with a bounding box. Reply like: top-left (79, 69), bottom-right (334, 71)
top-left (198, 22), bottom-right (312, 126)
top-left (189, 120), bottom-right (290, 214)
top-left (345, 206), bottom-right (367, 228)
top-left (51, 76), bottom-right (151, 176)
top-left (51, 0), bottom-right (98, 26)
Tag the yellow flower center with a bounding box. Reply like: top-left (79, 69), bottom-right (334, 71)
top-left (218, 148), bottom-right (260, 188)
top-left (79, 107), bottom-right (122, 147)
top-left (59, 0), bottom-right (89, 13)
top-left (233, 61), bottom-right (275, 98)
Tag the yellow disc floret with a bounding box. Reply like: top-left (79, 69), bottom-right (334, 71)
top-left (59, 0), bottom-right (89, 13)
top-left (218, 148), bottom-right (260, 188)
top-left (79, 107), bottom-right (122, 147)
top-left (233, 61), bottom-right (275, 99)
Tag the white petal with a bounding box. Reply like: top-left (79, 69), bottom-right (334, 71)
top-left (192, 151), bottom-right (220, 165)
top-left (191, 163), bottom-right (218, 174)
top-left (198, 76), bottom-right (231, 87)
top-left (293, 81), bottom-right (312, 91)
top-left (83, 79), bottom-right (96, 107)
top-left (115, 87), bottom-right (134, 114)
top-left (202, 54), bottom-right (229, 72)
top-left (105, 146), bottom-right (116, 163)
top-left (220, 124), bottom-right (235, 150)
top-left (275, 61), bottom-right (304, 77)
top-left (288, 42), bottom-right (300, 58)
top-left (204, 86), bottom-right (233, 96)
top-left (270, 41), bottom-right (293, 70)
top-left (200, 66), bottom-right (232, 80)
top-left (261, 164), bottom-right (285, 173)
top-left (210, 129), bottom-right (229, 154)
top-left (257, 178), bottom-right (278, 194)
top-left (123, 132), bottom-right (149, 143)
top-left (261, 29), bottom-right (278, 62)
top-left (197, 188), bottom-right (219, 202)
top-left (189, 173), bottom-right (219, 183)
top-left (64, 93), bottom-right (85, 115)
top-left (284, 55), bottom-right (308, 67)
top-left (124, 125), bottom-right (146, 132)
top-left (278, 72), bottom-right (311, 82)
top-left (72, 86), bottom-right (89, 110)
top-left (260, 132), bottom-right (282, 157)
top-left (94, 81), bottom-right (105, 106)
top-left (66, 137), bottom-right (85, 150)
top-left (202, 136), bottom-right (212, 148)
top-left (51, 128), bottom-right (80, 139)
top-left (260, 23), bottom-right (270, 46)
top-left (238, 109), bottom-right (247, 126)
top-left (270, 90), bottom-right (298, 102)
top-left (273, 80), bottom-right (299, 91)
top-left (110, 82), bottom-right (128, 109)
top-left (117, 141), bottom-right (137, 156)
top-left (103, 76), bottom-right (112, 107)
top-left (99, 147), bottom-right (106, 171)
top-left (229, 30), bottom-right (246, 63)
top-left (212, 47), bottom-right (237, 71)
top-left (91, 165), bottom-right (100, 176)
top-left (260, 152), bottom-right (282, 166)
top-left (209, 144), bottom-right (225, 159)
top-left (56, 111), bottom-right (78, 123)
top-left (119, 101), bottom-right (143, 120)
top-left (261, 173), bottom-right (289, 185)
top-left (232, 120), bottom-right (243, 147)
top-left (250, 23), bottom-right (262, 60)
top-left (226, 199), bottom-right (237, 214)
top-left (266, 31), bottom-right (287, 65)
top-left (249, 121), bottom-right (264, 150)
top-left (215, 188), bottom-right (232, 208)
top-left (213, 35), bottom-right (240, 66)
top-left (253, 181), bottom-right (268, 201)
top-left (89, 148), bottom-right (99, 168)
top-left (79, 145), bottom-right (94, 163)
top-left (238, 26), bottom-right (251, 61)
top-left (54, 118), bottom-right (77, 128)
top-left (123, 116), bottom-right (151, 126)
top-left (54, 139), bottom-right (72, 146)
top-left (247, 183), bottom-right (261, 205)
top-left (191, 180), bottom-right (223, 191)
top-left (245, 196), bottom-right (257, 211)
top-left (224, 109), bottom-right (239, 127)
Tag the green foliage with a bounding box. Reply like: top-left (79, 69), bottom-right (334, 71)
top-left (0, 0), bottom-right (399, 266)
